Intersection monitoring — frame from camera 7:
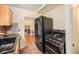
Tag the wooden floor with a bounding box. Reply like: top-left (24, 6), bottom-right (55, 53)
top-left (25, 36), bottom-right (36, 46)
top-left (21, 36), bottom-right (42, 54)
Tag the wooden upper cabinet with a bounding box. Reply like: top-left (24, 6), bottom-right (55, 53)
top-left (0, 5), bottom-right (13, 26)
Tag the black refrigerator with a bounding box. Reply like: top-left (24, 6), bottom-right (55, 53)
top-left (35, 16), bottom-right (65, 54)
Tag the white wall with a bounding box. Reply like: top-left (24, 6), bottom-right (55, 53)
top-left (43, 5), bottom-right (66, 30)
top-left (10, 6), bottom-right (36, 48)
top-left (11, 6), bottom-right (36, 39)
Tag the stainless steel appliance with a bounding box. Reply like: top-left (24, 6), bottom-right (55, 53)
top-left (0, 35), bottom-right (18, 54)
top-left (45, 30), bottom-right (65, 54)
top-left (35, 16), bottom-right (66, 54)
top-left (35, 16), bottom-right (53, 53)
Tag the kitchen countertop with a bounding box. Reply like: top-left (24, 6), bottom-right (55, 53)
top-left (0, 34), bottom-right (17, 39)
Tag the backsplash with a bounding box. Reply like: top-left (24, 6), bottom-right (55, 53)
top-left (7, 23), bottom-right (18, 34)
top-left (0, 23), bottom-right (18, 35)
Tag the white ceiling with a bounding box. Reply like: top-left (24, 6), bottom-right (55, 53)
top-left (38, 4), bottom-right (61, 14)
top-left (9, 4), bottom-right (43, 12)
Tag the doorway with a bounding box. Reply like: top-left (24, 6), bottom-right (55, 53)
top-left (72, 5), bottom-right (79, 53)
top-left (24, 17), bottom-right (41, 54)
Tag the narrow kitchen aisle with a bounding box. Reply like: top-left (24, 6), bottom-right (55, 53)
top-left (20, 36), bottom-right (42, 54)
top-left (24, 36), bottom-right (42, 54)
top-left (20, 17), bottom-right (41, 54)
